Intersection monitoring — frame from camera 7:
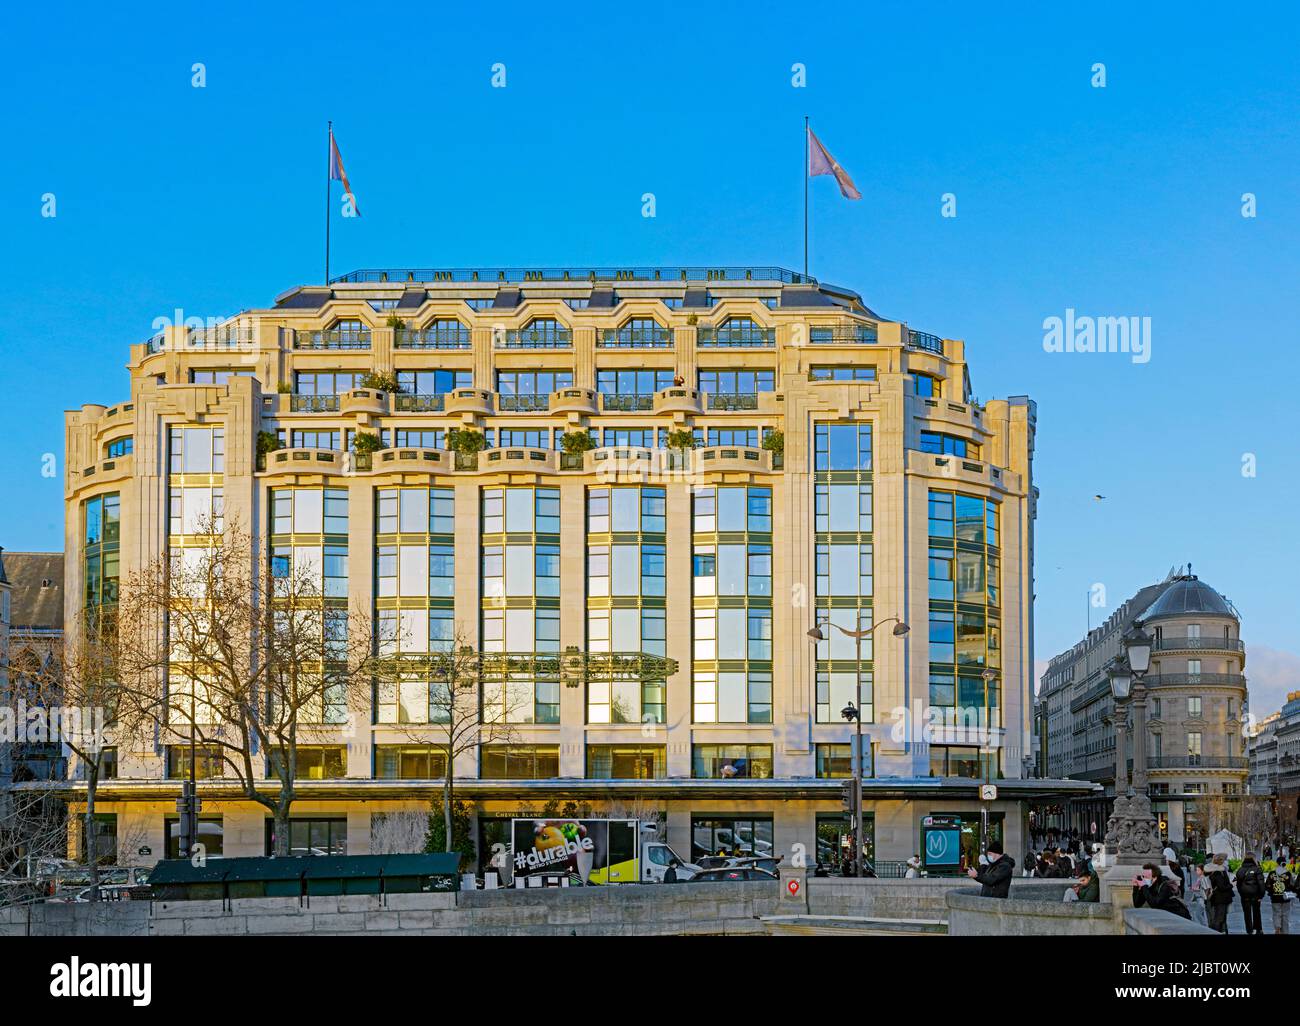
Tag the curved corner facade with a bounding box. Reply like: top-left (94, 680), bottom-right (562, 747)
top-left (62, 266), bottom-right (1071, 872)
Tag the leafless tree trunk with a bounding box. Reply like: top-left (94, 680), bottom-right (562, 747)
top-left (114, 518), bottom-right (383, 857)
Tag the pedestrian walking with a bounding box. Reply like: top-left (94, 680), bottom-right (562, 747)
top-left (967, 840), bottom-right (1015, 898)
top-left (1205, 854), bottom-right (1234, 934)
top-left (1236, 852), bottom-right (1266, 936)
top-left (1266, 866), bottom-right (1292, 935)
top-left (1187, 863), bottom-right (1208, 927)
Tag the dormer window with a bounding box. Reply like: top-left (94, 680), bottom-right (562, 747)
top-left (501, 318), bottom-right (572, 349)
top-left (601, 317), bottom-right (672, 348)
top-left (699, 317), bottom-right (775, 348)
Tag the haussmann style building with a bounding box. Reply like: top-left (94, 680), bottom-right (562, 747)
top-left (57, 265), bottom-right (1093, 875)
top-left (1034, 570), bottom-right (1248, 848)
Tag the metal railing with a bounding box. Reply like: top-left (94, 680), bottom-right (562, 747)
top-left (290, 394), bottom-right (341, 412)
top-left (706, 392), bottom-right (760, 411)
top-left (498, 328), bottom-right (572, 349)
top-left (1144, 673), bottom-right (1247, 688)
top-left (907, 330), bottom-right (943, 354)
top-left (187, 324), bottom-right (256, 348)
top-left (601, 393), bottom-right (654, 412)
top-left (810, 325), bottom-right (877, 345)
top-left (394, 394), bottom-right (446, 413)
top-left (598, 327), bottom-right (673, 348)
top-left (1153, 636), bottom-right (1245, 653)
top-left (395, 327), bottom-right (471, 349)
top-left (294, 329), bottom-right (372, 350)
top-left (697, 326), bottom-right (776, 347)
top-left (497, 394), bottom-right (550, 412)
top-left (1149, 755), bottom-right (1248, 769)
top-left (330, 266), bottom-right (816, 285)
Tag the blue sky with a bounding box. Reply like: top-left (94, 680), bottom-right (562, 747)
top-left (2, 2), bottom-right (1297, 711)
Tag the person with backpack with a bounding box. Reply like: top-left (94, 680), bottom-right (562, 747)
top-left (1265, 866), bottom-right (1292, 934)
top-left (1205, 854), bottom-right (1235, 933)
top-left (1235, 852), bottom-right (1266, 935)
top-left (1132, 863), bottom-right (1191, 919)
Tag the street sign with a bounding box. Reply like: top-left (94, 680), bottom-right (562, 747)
top-left (980, 784), bottom-right (997, 801)
top-left (138, 846), bottom-right (151, 857)
top-left (921, 816), bottom-right (963, 870)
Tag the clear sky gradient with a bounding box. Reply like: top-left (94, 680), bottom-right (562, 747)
top-left (2, 2), bottom-right (1297, 711)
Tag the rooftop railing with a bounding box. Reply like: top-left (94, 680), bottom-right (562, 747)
top-left (810, 324), bottom-right (877, 345)
top-left (330, 266), bottom-right (816, 285)
top-left (187, 324), bottom-right (256, 348)
top-left (907, 329), bottom-right (944, 354)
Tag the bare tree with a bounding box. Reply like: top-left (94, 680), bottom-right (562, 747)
top-left (115, 519), bottom-right (382, 856)
top-left (383, 632), bottom-right (518, 854)
top-left (13, 616), bottom-right (149, 899)
top-left (0, 787), bottom-right (66, 886)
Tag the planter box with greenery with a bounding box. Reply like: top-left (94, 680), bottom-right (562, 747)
top-left (448, 427), bottom-right (487, 470)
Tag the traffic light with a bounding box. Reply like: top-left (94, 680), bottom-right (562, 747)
top-left (841, 780), bottom-right (855, 812)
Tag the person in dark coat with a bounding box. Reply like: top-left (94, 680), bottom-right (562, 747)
top-left (663, 860), bottom-right (679, 884)
top-left (1234, 853), bottom-right (1266, 935)
top-left (1132, 863), bottom-right (1191, 919)
top-left (967, 840), bottom-right (1015, 898)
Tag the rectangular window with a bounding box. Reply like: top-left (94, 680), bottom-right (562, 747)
top-left (586, 745), bottom-right (666, 780)
top-left (691, 745), bottom-right (773, 779)
top-left (815, 482), bottom-right (872, 533)
top-left (374, 746), bottom-right (449, 779)
top-left (267, 818), bottom-right (347, 857)
top-left (691, 817), bottom-right (774, 862)
top-left (267, 746), bottom-right (347, 780)
top-left (480, 745), bottom-right (560, 780)
top-left (814, 422), bottom-right (872, 471)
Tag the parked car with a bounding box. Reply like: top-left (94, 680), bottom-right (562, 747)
top-left (726, 856), bottom-right (782, 879)
top-left (688, 867), bottom-right (778, 883)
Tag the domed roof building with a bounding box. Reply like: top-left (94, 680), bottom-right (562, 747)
top-left (1139, 575), bottom-right (1238, 622)
top-left (1036, 568), bottom-right (1246, 849)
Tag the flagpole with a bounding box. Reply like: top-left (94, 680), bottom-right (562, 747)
top-left (803, 115), bottom-right (809, 278)
top-left (325, 121), bottom-right (332, 285)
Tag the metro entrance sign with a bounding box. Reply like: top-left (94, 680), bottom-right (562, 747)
top-left (921, 815), bottom-right (963, 872)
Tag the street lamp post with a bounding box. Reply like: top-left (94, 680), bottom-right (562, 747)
top-left (1102, 626), bottom-right (1162, 864)
top-left (979, 666), bottom-right (998, 855)
top-left (807, 615), bottom-right (909, 877)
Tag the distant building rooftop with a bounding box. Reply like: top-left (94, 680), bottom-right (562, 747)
top-left (0, 550), bottom-right (64, 631)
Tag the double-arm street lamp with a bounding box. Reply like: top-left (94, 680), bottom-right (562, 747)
top-left (1102, 625), bottom-right (1162, 862)
top-left (807, 615), bottom-right (909, 877)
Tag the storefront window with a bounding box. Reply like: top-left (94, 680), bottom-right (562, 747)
top-left (691, 816), bottom-right (774, 861)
